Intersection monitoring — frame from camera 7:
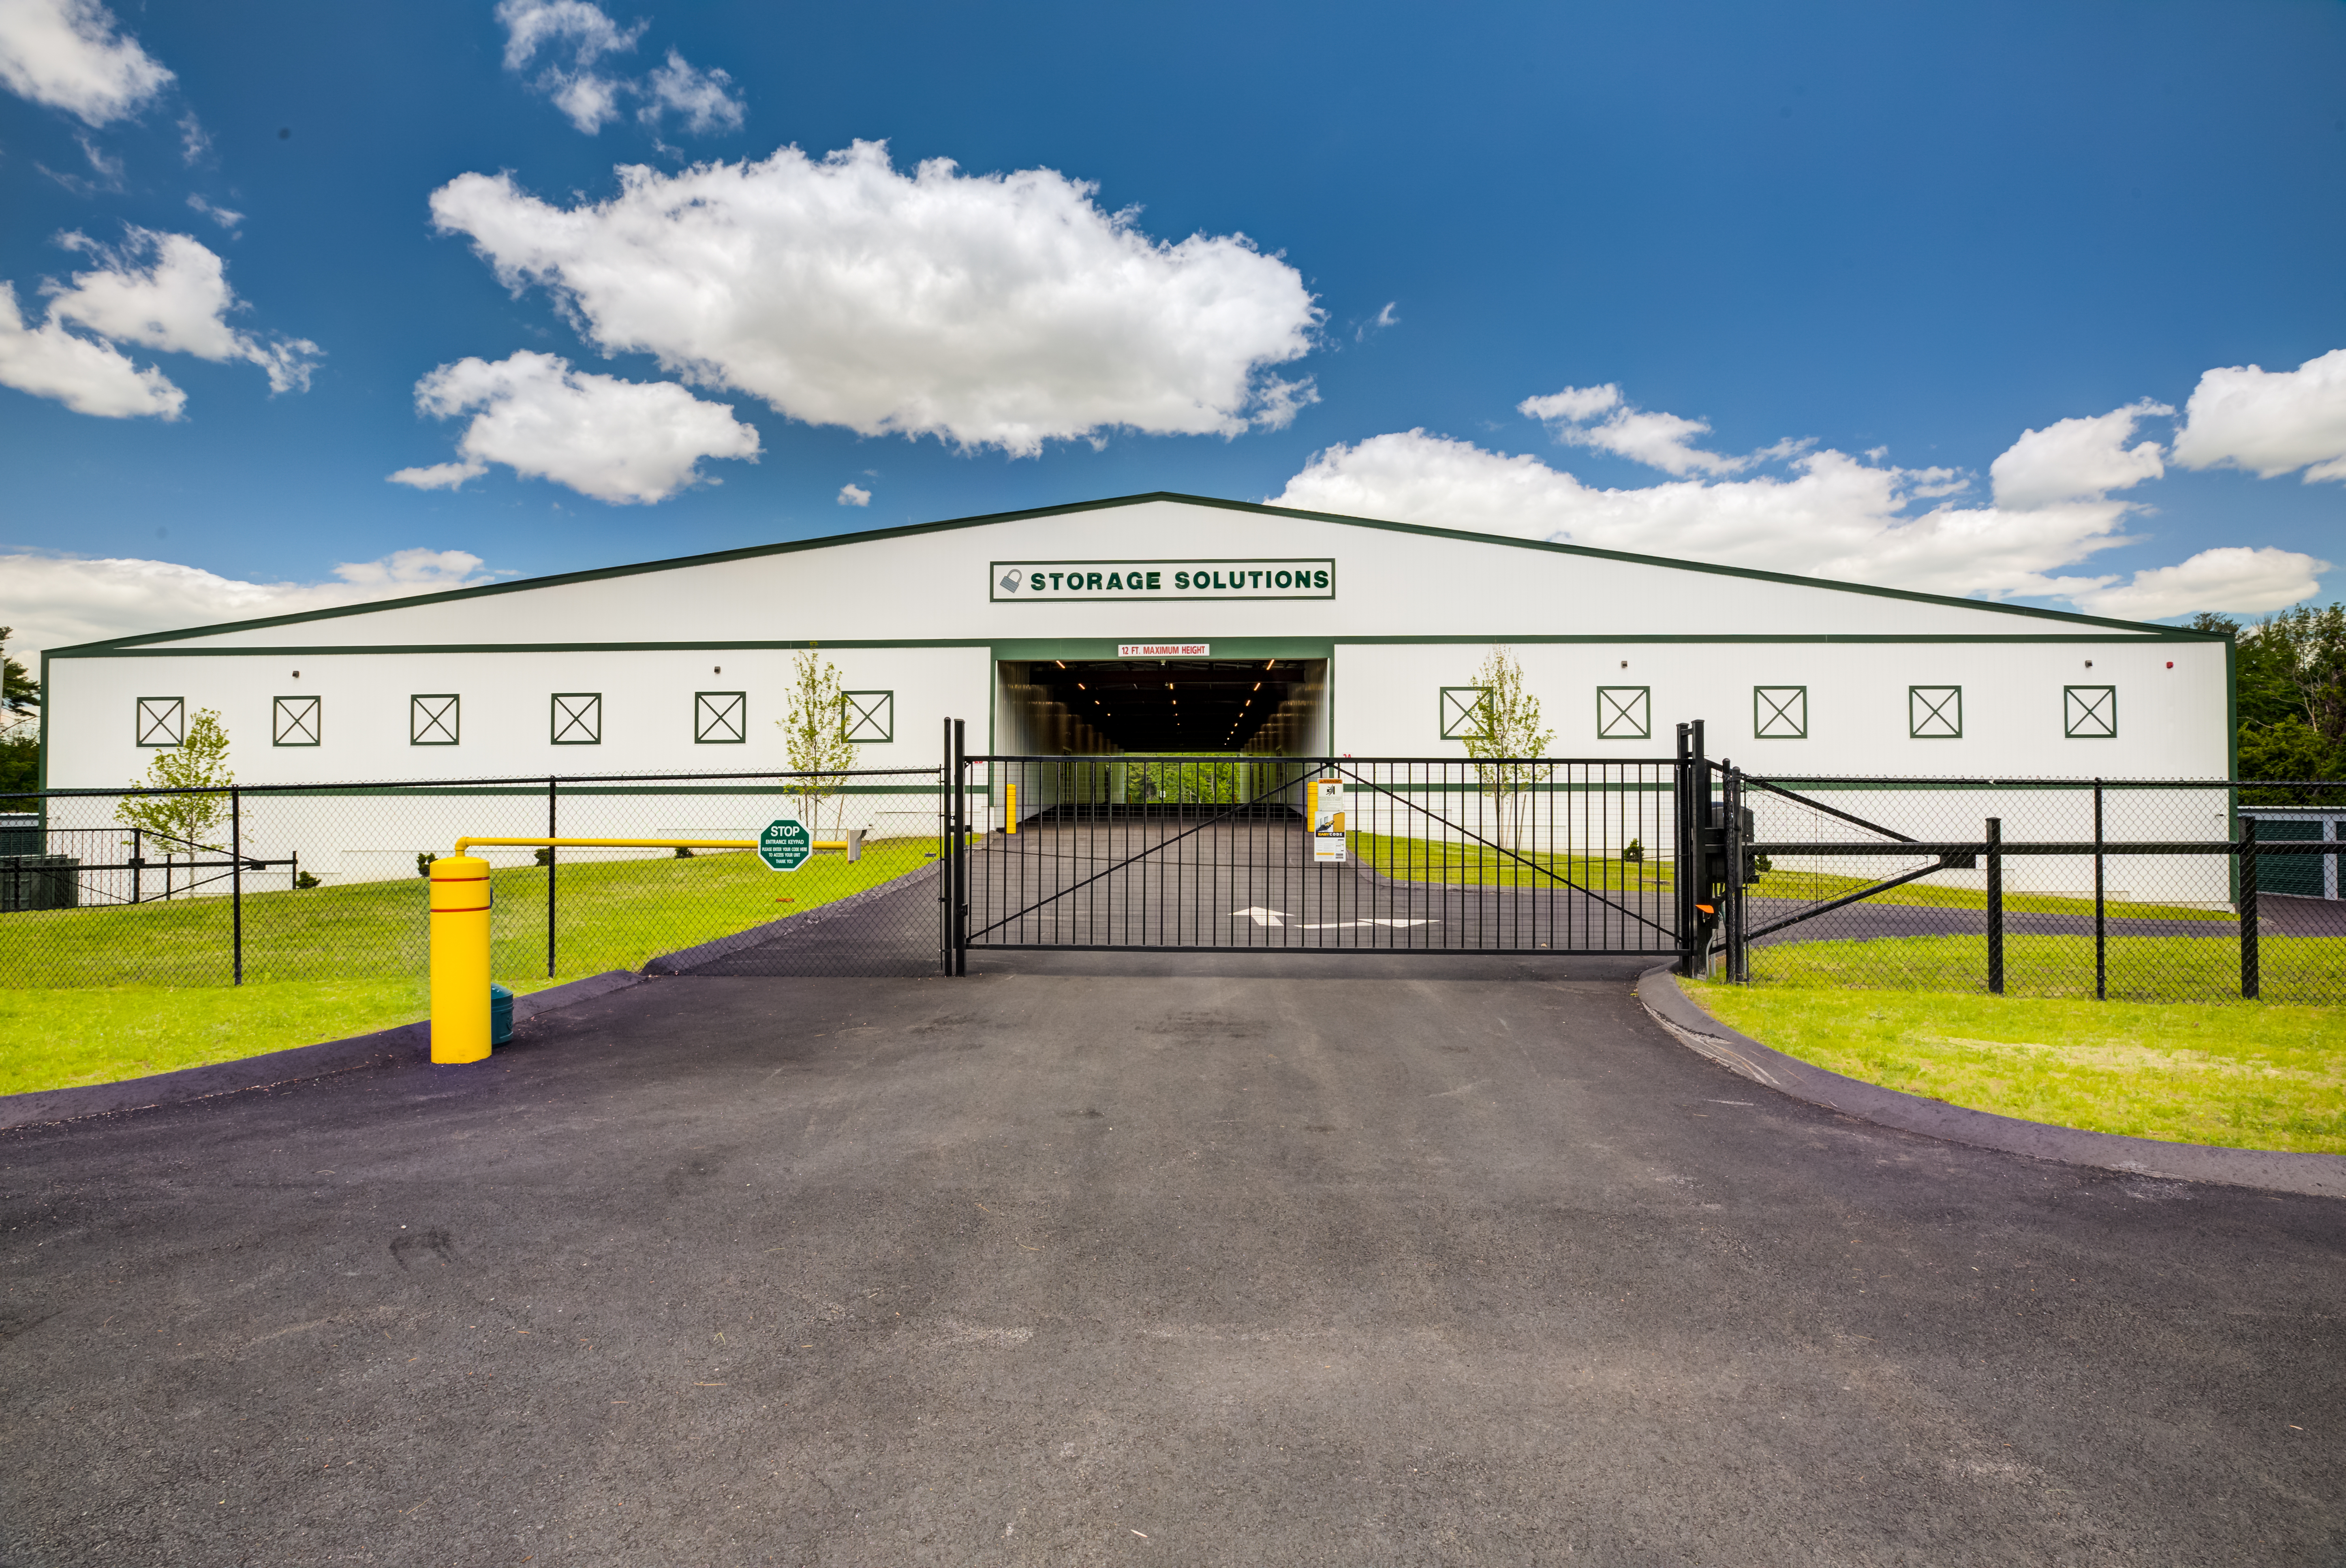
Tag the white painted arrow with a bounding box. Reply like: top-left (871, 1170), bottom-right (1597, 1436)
top-left (1301, 918), bottom-right (1435, 929)
top-left (1231, 907), bottom-right (1290, 926)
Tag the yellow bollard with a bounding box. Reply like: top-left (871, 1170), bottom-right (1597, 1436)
top-left (1007, 779), bottom-right (1018, 835)
top-left (429, 855), bottom-right (492, 1064)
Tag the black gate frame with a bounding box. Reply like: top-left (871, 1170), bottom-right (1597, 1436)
top-left (945, 717), bottom-right (1706, 970)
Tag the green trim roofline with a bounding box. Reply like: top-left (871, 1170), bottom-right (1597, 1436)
top-left (49, 632), bottom-right (2214, 660)
top-left (44, 492), bottom-right (2226, 657)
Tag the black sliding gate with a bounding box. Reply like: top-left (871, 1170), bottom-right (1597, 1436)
top-left (942, 720), bottom-right (1721, 967)
top-left (932, 718), bottom-right (2340, 995)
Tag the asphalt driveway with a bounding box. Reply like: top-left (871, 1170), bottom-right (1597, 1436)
top-left (3, 957), bottom-right (2341, 1565)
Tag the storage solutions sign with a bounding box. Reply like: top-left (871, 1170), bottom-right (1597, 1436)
top-left (992, 559), bottom-right (1334, 602)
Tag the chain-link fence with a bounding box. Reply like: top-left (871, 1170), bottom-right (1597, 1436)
top-left (2, 768), bottom-right (949, 995)
top-left (1707, 770), bottom-right (2346, 1003)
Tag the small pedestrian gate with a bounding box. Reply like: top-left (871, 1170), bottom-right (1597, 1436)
top-left (941, 719), bottom-right (1741, 971)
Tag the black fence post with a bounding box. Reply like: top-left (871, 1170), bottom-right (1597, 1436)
top-left (951, 718), bottom-right (968, 976)
top-left (547, 774), bottom-right (558, 980)
top-left (231, 786), bottom-right (243, 986)
top-left (1724, 764), bottom-right (1747, 982)
top-left (2240, 815), bottom-right (2259, 1001)
top-left (1685, 721), bottom-right (1711, 977)
top-left (1674, 723), bottom-right (1695, 975)
top-left (2092, 780), bottom-right (2106, 1001)
top-left (131, 827), bottom-right (141, 904)
top-left (1985, 816), bottom-right (2004, 996)
top-left (929, 718), bottom-right (938, 967)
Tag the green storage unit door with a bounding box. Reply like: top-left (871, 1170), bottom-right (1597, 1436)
top-left (0, 856), bottom-right (81, 912)
top-left (2254, 818), bottom-right (2325, 898)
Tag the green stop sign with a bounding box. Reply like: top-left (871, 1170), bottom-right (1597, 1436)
top-left (759, 817), bottom-right (812, 871)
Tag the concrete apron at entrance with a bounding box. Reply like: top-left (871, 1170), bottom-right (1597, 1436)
top-left (4, 961), bottom-right (2340, 1563)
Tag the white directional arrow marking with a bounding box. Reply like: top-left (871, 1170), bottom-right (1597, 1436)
top-left (1231, 909), bottom-right (1436, 930)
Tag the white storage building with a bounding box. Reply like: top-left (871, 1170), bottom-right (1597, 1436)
top-left (39, 493), bottom-right (2234, 896)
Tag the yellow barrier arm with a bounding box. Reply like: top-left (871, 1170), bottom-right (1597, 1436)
top-left (455, 835), bottom-right (755, 856)
top-left (451, 835), bottom-right (860, 855)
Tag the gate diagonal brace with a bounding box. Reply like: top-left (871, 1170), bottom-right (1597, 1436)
top-left (1739, 855), bottom-right (1974, 944)
top-left (1326, 762), bottom-right (1676, 940)
top-left (963, 764), bottom-right (1307, 943)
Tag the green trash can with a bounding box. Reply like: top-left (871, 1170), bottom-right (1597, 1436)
top-left (490, 984), bottom-right (514, 1046)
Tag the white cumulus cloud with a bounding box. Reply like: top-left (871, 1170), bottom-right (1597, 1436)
top-left (184, 194), bottom-right (242, 232)
top-left (543, 68), bottom-right (625, 134)
top-left (2170, 347), bottom-right (2346, 484)
top-left (494, 1), bottom-right (739, 137)
top-left (0, 547), bottom-right (500, 663)
top-left (1275, 389), bottom-right (2325, 620)
top-left (836, 483), bottom-right (870, 506)
top-left (428, 140), bottom-right (1320, 456)
top-left (1989, 398), bottom-right (2171, 510)
top-left (640, 48), bottom-right (742, 134)
top-left (1519, 383), bottom-right (1747, 477)
top-left (389, 350), bottom-right (760, 504)
top-left (1279, 429), bottom-right (2133, 601)
top-left (0, 279), bottom-right (182, 417)
top-left (496, 0), bottom-right (644, 133)
top-left (42, 228), bottom-right (323, 393)
top-left (496, 0), bottom-right (641, 70)
top-left (2066, 546), bottom-right (2331, 621)
top-left (0, 0), bottom-right (171, 126)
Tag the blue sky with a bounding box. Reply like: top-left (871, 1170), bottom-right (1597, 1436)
top-left (2, 0), bottom-right (2342, 657)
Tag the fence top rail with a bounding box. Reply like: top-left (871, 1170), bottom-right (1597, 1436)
top-left (19, 765), bottom-right (949, 799)
top-left (970, 753), bottom-right (1679, 767)
top-left (1744, 838), bottom-right (2333, 855)
top-left (1736, 772), bottom-right (2336, 790)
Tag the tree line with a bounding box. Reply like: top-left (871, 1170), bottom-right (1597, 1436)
top-left (2193, 606), bottom-right (2346, 781)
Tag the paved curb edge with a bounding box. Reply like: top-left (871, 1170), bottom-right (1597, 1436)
top-left (1634, 964), bottom-right (2345, 1200)
top-left (0, 971), bottom-right (644, 1132)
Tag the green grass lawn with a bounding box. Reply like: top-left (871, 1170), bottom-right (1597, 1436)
top-left (1346, 838), bottom-right (2224, 924)
top-left (0, 978), bottom-right (432, 1097)
top-left (1684, 977), bottom-right (2346, 1154)
top-left (1747, 866), bottom-right (2230, 922)
top-left (1745, 932), bottom-right (2345, 1005)
top-left (0, 841), bottom-right (939, 1095)
top-left (1351, 830), bottom-right (1669, 892)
